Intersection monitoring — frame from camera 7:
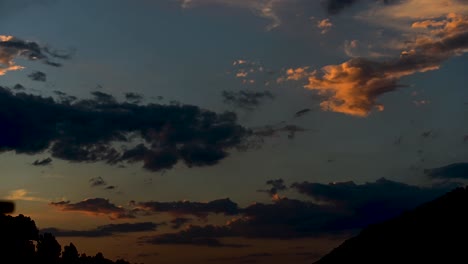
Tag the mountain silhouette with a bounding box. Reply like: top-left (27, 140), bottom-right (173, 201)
top-left (315, 186), bottom-right (468, 264)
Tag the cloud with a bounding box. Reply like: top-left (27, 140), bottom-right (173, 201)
top-left (222, 90), bottom-right (274, 110)
top-left (317, 18), bottom-right (333, 34)
top-left (50, 198), bottom-right (134, 220)
top-left (132, 198), bottom-right (239, 218)
top-left (124, 92), bottom-right (143, 104)
top-left (41, 222), bottom-right (162, 237)
top-left (424, 163), bottom-right (468, 180)
top-left (368, 0), bottom-right (468, 22)
top-left (0, 87), bottom-right (250, 172)
top-left (291, 178), bottom-right (458, 228)
top-left (170, 217), bottom-right (193, 229)
top-left (140, 179), bottom-right (457, 246)
top-left (286, 13), bottom-right (468, 116)
top-left (27, 71), bottom-right (47, 82)
top-left (32, 157), bottom-right (52, 166)
top-left (89, 177), bottom-right (107, 187)
top-left (5, 189), bottom-right (48, 202)
top-left (257, 178), bottom-right (287, 198)
top-left (0, 35), bottom-right (64, 76)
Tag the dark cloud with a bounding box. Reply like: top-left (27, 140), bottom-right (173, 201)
top-left (125, 92), bottom-right (143, 104)
top-left (49, 198), bottom-right (134, 220)
top-left (105, 185), bottom-right (116, 190)
top-left (89, 177), bottom-right (106, 187)
top-left (0, 36), bottom-right (65, 71)
top-left (41, 222), bottom-right (162, 237)
top-left (12, 84), bottom-right (25, 90)
top-left (222, 90), bottom-right (274, 110)
top-left (325, 0), bottom-right (359, 15)
top-left (425, 163), bottom-right (468, 180)
top-left (258, 178), bottom-right (287, 197)
top-left (291, 178), bottom-right (458, 228)
top-left (140, 179), bottom-right (457, 246)
top-left (324, 0), bottom-right (399, 15)
top-left (294, 108), bottom-right (311, 118)
top-left (32, 157), bottom-right (52, 166)
top-left (27, 71), bottom-right (47, 82)
top-left (52, 90), bottom-right (77, 103)
top-left (90, 91), bottom-right (116, 103)
top-left (0, 87), bottom-right (249, 172)
top-left (170, 217), bottom-right (192, 229)
top-left (132, 198), bottom-right (239, 218)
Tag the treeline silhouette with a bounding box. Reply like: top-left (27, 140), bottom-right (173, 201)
top-left (315, 186), bottom-right (468, 264)
top-left (0, 213), bottom-right (132, 264)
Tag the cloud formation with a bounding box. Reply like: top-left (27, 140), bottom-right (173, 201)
top-left (28, 71), bottom-right (47, 82)
top-left (32, 157), bottom-right (53, 166)
top-left (41, 222), bottom-right (162, 237)
top-left (286, 13), bottom-right (468, 116)
top-left (5, 189), bottom-right (48, 202)
top-left (132, 198), bottom-right (239, 218)
top-left (0, 87), bottom-right (249, 172)
top-left (50, 198), bottom-right (134, 220)
top-left (139, 178), bottom-right (456, 246)
top-left (0, 35), bottom-right (64, 75)
top-left (424, 163), bottom-right (468, 180)
top-left (222, 90), bottom-right (274, 110)
top-left (89, 177), bottom-right (107, 187)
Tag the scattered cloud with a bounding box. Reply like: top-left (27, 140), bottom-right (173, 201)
top-left (50, 198), bottom-right (134, 220)
top-left (32, 157), bottom-right (53, 166)
top-left (41, 222), bottom-right (162, 237)
top-left (27, 71), bottom-right (47, 82)
top-left (0, 35), bottom-right (65, 76)
top-left (317, 18), bottom-right (333, 34)
top-left (89, 177), bottom-right (107, 187)
top-left (131, 198), bottom-right (239, 218)
top-left (425, 163), bottom-right (468, 180)
top-left (257, 178), bottom-right (287, 198)
top-left (222, 90), bottom-right (274, 110)
top-left (125, 92), bottom-right (143, 104)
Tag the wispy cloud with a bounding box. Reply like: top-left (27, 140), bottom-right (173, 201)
top-left (5, 189), bottom-right (48, 202)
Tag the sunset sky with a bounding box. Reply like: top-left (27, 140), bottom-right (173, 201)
top-left (1, 0), bottom-right (467, 263)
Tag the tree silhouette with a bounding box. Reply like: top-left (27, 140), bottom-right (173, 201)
top-left (0, 213), bottom-right (132, 264)
top-left (62, 243), bottom-right (79, 264)
top-left (37, 233), bottom-right (61, 263)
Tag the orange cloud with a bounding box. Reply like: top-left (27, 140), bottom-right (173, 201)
top-left (286, 13), bottom-right (468, 117)
top-left (317, 18), bottom-right (333, 34)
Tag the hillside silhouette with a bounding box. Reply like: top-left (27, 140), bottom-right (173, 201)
top-left (0, 212), bottom-right (131, 264)
top-left (315, 186), bottom-right (468, 264)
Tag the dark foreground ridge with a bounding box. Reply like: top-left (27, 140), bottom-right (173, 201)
top-left (315, 186), bottom-right (468, 264)
top-left (0, 213), bottom-right (131, 264)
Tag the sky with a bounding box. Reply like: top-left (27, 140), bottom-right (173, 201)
top-left (0, 0), bottom-right (467, 263)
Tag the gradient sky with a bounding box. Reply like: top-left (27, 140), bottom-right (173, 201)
top-left (1, 0), bottom-right (467, 263)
